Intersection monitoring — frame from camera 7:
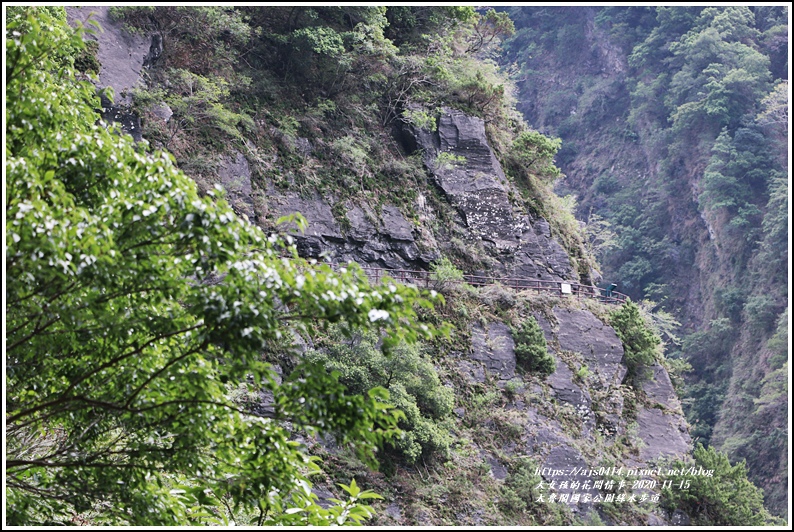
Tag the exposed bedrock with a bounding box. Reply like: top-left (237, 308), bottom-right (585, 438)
top-left (402, 107), bottom-right (576, 282)
top-left (459, 306), bottom-right (690, 518)
top-left (269, 186), bottom-right (436, 271)
top-left (66, 6), bottom-right (156, 140)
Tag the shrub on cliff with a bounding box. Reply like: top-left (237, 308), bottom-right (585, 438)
top-left (609, 301), bottom-right (660, 382)
top-left (430, 256), bottom-right (465, 292)
top-left (305, 328), bottom-right (455, 465)
top-left (660, 444), bottom-right (780, 526)
top-left (512, 317), bottom-right (556, 377)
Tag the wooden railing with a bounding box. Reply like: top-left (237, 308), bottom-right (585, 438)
top-left (353, 266), bottom-right (628, 305)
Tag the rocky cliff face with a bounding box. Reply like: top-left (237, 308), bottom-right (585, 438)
top-left (67, 6), bottom-right (579, 281)
top-left (66, 6), bottom-right (154, 142)
top-left (258, 106), bottom-right (578, 280)
top-left (402, 108), bottom-right (577, 281)
top-left (67, 8), bottom-right (693, 525)
top-left (455, 303), bottom-right (690, 520)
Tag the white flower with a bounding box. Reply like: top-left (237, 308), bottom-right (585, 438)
top-left (368, 309), bottom-right (389, 322)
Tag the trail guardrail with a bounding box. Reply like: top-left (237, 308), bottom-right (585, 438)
top-left (351, 266), bottom-right (628, 305)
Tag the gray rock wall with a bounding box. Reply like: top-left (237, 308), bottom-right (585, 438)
top-left (66, 14), bottom-right (580, 283)
top-left (66, 6), bottom-right (154, 141)
top-left (469, 321), bottom-right (516, 380)
top-left (269, 188), bottom-right (435, 270)
top-left (66, 6), bottom-right (150, 104)
top-left (637, 363), bottom-right (691, 461)
top-left (257, 106), bottom-right (577, 281)
top-left (461, 304), bottom-right (690, 518)
top-left (403, 107), bottom-right (576, 282)
top-left (552, 307), bottom-right (626, 388)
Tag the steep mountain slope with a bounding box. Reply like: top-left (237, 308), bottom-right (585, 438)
top-left (53, 5), bottom-right (779, 526)
top-left (500, 5), bottom-right (788, 516)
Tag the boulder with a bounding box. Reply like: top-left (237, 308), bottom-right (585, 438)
top-left (287, 197), bottom-right (344, 242)
top-left (469, 321), bottom-right (516, 380)
top-left (458, 360), bottom-right (486, 384)
top-left (385, 503), bottom-right (402, 521)
top-left (635, 407), bottom-right (691, 462)
top-left (150, 101), bottom-right (173, 122)
top-left (553, 308), bottom-right (626, 387)
top-left (217, 151), bottom-right (255, 221)
top-left (294, 137), bottom-right (313, 157)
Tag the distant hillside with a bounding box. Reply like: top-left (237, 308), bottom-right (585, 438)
top-left (500, 5), bottom-right (788, 517)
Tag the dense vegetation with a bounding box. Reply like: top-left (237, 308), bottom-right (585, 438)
top-left (501, 6), bottom-right (788, 516)
top-left (305, 328), bottom-right (456, 466)
top-left (5, 8), bottom-right (441, 525)
top-left (660, 444), bottom-right (775, 526)
top-left (609, 301), bottom-right (661, 383)
top-left (5, 5), bottom-right (785, 526)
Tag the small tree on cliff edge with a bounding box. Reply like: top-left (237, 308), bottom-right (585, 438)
top-left (660, 443), bottom-right (779, 526)
top-left (5, 11), bottom-right (441, 525)
top-left (609, 301), bottom-right (660, 383)
top-left (512, 317), bottom-right (555, 377)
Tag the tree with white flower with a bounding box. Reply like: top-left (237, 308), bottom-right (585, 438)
top-left (5, 10), bottom-right (441, 525)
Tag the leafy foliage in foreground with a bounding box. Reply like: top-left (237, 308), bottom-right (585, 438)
top-left (5, 11), bottom-right (441, 525)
